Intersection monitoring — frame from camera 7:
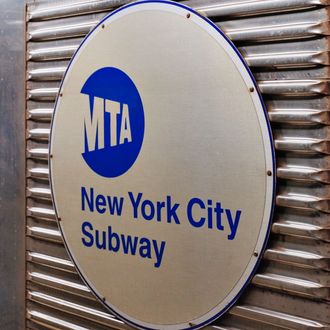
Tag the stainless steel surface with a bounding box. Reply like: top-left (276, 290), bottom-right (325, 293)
top-left (229, 305), bottom-right (327, 330)
top-left (26, 0), bottom-right (330, 329)
top-left (218, 8), bottom-right (330, 42)
top-left (191, 0), bottom-right (330, 18)
top-left (0, 0), bottom-right (26, 329)
top-left (27, 8), bottom-right (330, 43)
top-left (27, 0), bottom-right (330, 21)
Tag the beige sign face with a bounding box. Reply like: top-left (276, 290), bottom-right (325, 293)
top-left (49, 2), bottom-right (275, 330)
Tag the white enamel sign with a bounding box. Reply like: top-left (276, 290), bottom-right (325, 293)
top-left (49, 1), bottom-right (275, 329)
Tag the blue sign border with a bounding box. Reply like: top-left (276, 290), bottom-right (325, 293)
top-left (49, 1), bottom-right (276, 329)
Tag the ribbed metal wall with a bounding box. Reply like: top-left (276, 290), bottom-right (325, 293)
top-left (26, 1), bottom-right (330, 329)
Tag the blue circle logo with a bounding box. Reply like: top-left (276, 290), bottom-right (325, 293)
top-left (81, 67), bottom-right (144, 178)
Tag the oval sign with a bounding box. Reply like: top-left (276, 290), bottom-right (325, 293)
top-left (49, 1), bottom-right (275, 329)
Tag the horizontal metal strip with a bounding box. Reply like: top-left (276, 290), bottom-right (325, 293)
top-left (28, 0), bottom-right (132, 21)
top-left (245, 50), bottom-right (330, 68)
top-left (254, 67), bottom-right (330, 82)
top-left (277, 165), bottom-right (330, 183)
top-left (275, 138), bottom-right (330, 154)
top-left (27, 271), bottom-right (91, 298)
top-left (27, 251), bottom-right (75, 273)
top-left (252, 273), bottom-right (329, 300)
top-left (27, 0), bottom-right (330, 22)
top-left (27, 147), bottom-right (49, 160)
top-left (27, 206), bottom-right (55, 220)
top-left (276, 193), bottom-right (330, 213)
top-left (28, 108), bottom-right (54, 121)
top-left (235, 286), bottom-right (330, 326)
top-left (27, 187), bottom-right (52, 200)
top-left (26, 236), bottom-right (72, 264)
top-left (29, 43), bottom-right (80, 61)
top-left (272, 220), bottom-right (330, 242)
top-left (268, 109), bottom-right (330, 125)
top-left (28, 8), bottom-right (330, 42)
top-left (229, 305), bottom-right (329, 330)
top-left (28, 167), bottom-right (50, 180)
top-left (277, 183), bottom-right (330, 201)
top-left (240, 37), bottom-right (330, 68)
top-left (27, 309), bottom-right (90, 330)
top-left (28, 291), bottom-right (121, 327)
top-left (28, 18), bottom-right (329, 43)
top-left (27, 305), bottom-right (116, 330)
top-left (223, 21), bottom-right (330, 42)
top-left (28, 128), bottom-right (51, 140)
top-left (27, 226), bottom-right (62, 243)
top-left (264, 248), bottom-right (330, 271)
top-left (28, 19), bottom-right (98, 41)
top-left (28, 67), bottom-right (67, 81)
top-left (27, 99), bottom-right (55, 110)
top-left (193, 0), bottom-right (330, 18)
top-left (267, 97), bottom-right (330, 117)
top-left (28, 88), bottom-right (59, 101)
top-left (218, 8), bottom-right (330, 42)
top-left (259, 79), bottom-right (330, 96)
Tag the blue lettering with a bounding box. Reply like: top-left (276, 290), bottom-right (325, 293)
top-left (153, 240), bottom-right (166, 268)
top-left (214, 202), bottom-right (224, 231)
top-left (81, 187), bottom-right (94, 212)
top-left (128, 191), bottom-right (143, 218)
top-left (95, 229), bottom-right (106, 249)
top-left (207, 199), bottom-right (213, 229)
top-left (81, 224), bottom-right (166, 268)
top-left (226, 209), bottom-right (242, 240)
top-left (108, 226), bottom-right (120, 252)
top-left (121, 234), bottom-right (139, 256)
top-left (187, 198), bottom-right (205, 228)
top-left (139, 238), bottom-right (152, 258)
top-left (106, 195), bottom-right (124, 216)
top-left (166, 196), bottom-right (180, 224)
top-left (141, 200), bottom-right (155, 221)
top-left (95, 194), bottom-right (106, 214)
top-left (81, 221), bottom-right (94, 247)
top-left (156, 201), bottom-right (165, 221)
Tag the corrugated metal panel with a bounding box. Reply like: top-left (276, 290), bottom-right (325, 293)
top-left (26, 0), bottom-right (330, 329)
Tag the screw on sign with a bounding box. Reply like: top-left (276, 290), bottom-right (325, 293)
top-left (49, 1), bottom-right (275, 330)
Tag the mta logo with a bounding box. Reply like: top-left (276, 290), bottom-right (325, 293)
top-left (84, 98), bottom-right (132, 151)
top-left (81, 67), bottom-right (144, 178)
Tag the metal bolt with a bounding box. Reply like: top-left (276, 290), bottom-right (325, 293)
top-left (102, 297), bottom-right (106, 302)
top-left (101, 24), bottom-right (105, 29)
top-left (59, 93), bottom-right (63, 97)
top-left (186, 13), bottom-right (191, 18)
top-left (249, 87), bottom-right (255, 93)
top-left (253, 251), bottom-right (259, 257)
top-left (50, 154), bottom-right (53, 158)
top-left (267, 170), bottom-right (272, 176)
top-left (57, 217), bottom-right (61, 221)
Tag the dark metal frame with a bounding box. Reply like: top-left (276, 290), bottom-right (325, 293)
top-left (0, 0), bottom-right (26, 328)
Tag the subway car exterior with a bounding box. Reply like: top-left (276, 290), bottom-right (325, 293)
top-left (0, 0), bottom-right (329, 329)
